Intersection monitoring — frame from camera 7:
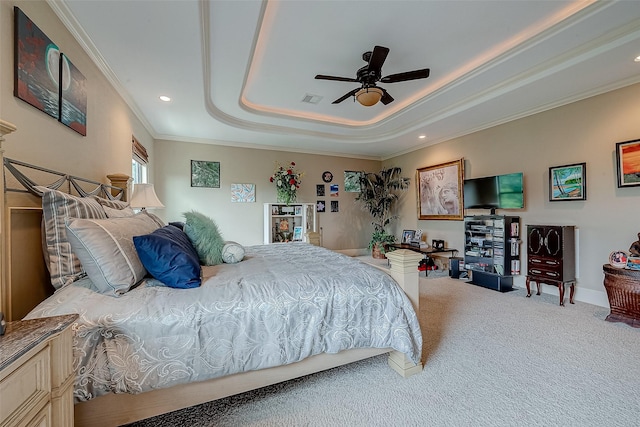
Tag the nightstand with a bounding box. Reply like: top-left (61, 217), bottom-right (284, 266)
top-left (0, 314), bottom-right (77, 427)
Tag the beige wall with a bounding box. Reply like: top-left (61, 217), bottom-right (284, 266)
top-left (3, 1), bottom-right (640, 307)
top-left (153, 140), bottom-right (381, 250)
top-left (0, 1), bottom-right (153, 184)
top-left (387, 82), bottom-right (640, 306)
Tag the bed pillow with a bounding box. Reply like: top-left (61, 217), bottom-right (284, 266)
top-left (222, 241), bottom-right (245, 264)
top-left (65, 212), bottom-right (162, 296)
top-left (37, 186), bottom-right (108, 289)
top-left (133, 225), bottom-right (201, 289)
top-left (183, 211), bottom-right (225, 266)
top-left (102, 205), bottom-right (136, 218)
top-left (92, 196), bottom-right (130, 210)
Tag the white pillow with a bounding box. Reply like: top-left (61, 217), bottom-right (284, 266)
top-left (222, 241), bottom-right (245, 264)
top-left (65, 212), bottom-right (161, 296)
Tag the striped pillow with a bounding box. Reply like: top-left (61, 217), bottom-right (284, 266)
top-left (92, 195), bottom-right (130, 210)
top-left (37, 187), bottom-right (108, 289)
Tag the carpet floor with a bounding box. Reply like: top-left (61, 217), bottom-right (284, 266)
top-left (124, 275), bottom-right (639, 427)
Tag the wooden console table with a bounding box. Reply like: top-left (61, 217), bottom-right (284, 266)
top-left (603, 264), bottom-right (640, 327)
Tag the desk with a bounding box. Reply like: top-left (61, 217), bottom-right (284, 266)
top-left (390, 244), bottom-right (458, 258)
top-left (389, 244), bottom-right (458, 275)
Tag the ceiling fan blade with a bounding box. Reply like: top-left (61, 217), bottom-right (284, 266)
top-left (368, 46), bottom-right (389, 74)
top-left (315, 74), bottom-right (359, 83)
top-left (380, 88), bottom-right (394, 105)
top-left (332, 88), bottom-right (360, 104)
top-left (380, 68), bottom-right (430, 83)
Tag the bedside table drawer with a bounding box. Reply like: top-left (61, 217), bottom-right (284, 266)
top-left (0, 346), bottom-right (51, 427)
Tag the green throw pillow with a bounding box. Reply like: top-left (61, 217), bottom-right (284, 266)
top-left (183, 211), bottom-right (225, 265)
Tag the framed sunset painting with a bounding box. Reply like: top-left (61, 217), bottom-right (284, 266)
top-left (616, 139), bottom-right (640, 188)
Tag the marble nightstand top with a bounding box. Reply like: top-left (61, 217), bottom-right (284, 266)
top-left (0, 314), bottom-right (78, 371)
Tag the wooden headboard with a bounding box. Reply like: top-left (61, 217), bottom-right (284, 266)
top-left (0, 121), bottom-right (128, 321)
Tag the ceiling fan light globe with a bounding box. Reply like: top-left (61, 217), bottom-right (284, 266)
top-left (355, 87), bottom-right (383, 106)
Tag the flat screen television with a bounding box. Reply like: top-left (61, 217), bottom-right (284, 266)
top-left (464, 172), bottom-right (524, 210)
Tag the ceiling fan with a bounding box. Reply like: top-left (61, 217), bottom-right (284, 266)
top-left (315, 45), bottom-right (430, 107)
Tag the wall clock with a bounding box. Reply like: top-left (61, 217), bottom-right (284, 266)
top-left (322, 171), bottom-right (333, 183)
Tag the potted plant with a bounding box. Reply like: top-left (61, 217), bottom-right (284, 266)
top-left (356, 167), bottom-right (410, 258)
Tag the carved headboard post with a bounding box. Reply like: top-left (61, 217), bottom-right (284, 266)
top-left (0, 120), bottom-right (18, 317)
top-left (107, 173), bottom-right (132, 202)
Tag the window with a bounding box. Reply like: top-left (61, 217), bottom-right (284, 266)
top-left (131, 136), bottom-right (148, 184)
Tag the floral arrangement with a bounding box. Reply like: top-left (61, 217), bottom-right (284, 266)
top-left (270, 161), bottom-right (303, 205)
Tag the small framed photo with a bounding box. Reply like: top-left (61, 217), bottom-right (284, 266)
top-left (402, 230), bottom-right (415, 244)
top-left (293, 226), bottom-right (303, 241)
top-left (549, 162), bottom-right (586, 201)
top-left (615, 139), bottom-right (640, 188)
top-left (432, 239), bottom-right (445, 250)
top-left (294, 206), bottom-right (302, 215)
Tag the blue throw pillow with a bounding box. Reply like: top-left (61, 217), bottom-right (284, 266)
top-left (133, 225), bottom-right (201, 289)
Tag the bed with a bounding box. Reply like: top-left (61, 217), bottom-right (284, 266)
top-left (0, 121), bottom-right (424, 427)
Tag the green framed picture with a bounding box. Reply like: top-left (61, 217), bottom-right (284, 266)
top-left (191, 160), bottom-right (220, 188)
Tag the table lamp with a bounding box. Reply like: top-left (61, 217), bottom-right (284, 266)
top-left (129, 183), bottom-right (164, 210)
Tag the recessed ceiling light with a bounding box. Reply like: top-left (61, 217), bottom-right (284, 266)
top-left (159, 95), bottom-right (171, 102)
top-left (419, 135), bottom-right (426, 139)
top-left (635, 55), bottom-right (640, 63)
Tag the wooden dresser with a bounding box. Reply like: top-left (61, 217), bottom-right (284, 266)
top-left (0, 314), bottom-right (77, 427)
top-left (525, 225), bottom-right (576, 306)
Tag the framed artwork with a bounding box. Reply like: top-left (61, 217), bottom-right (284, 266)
top-left (330, 184), bottom-right (339, 197)
top-left (294, 206), bottom-right (302, 215)
top-left (402, 230), bottom-right (415, 244)
top-left (330, 200), bottom-right (339, 212)
top-left (59, 53), bottom-right (87, 135)
top-left (615, 139), bottom-right (640, 188)
top-left (231, 183), bottom-right (255, 202)
top-left (191, 160), bottom-right (220, 188)
top-left (14, 7), bottom-right (60, 120)
top-left (316, 184), bottom-right (325, 196)
top-left (293, 226), bottom-right (303, 241)
top-left (549, 163), bottom-right (586, 201)
top-left (322, 171), bottom-right (333, 183)
top-left (344, 171), bottom-right (362, 192)
top-left (317, 200), bottom-right (326, 212)
top-left (417, 159), bottom-right (464, 220)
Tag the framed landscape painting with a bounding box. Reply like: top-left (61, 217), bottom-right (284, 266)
top-left (616, 139), bottom-right (640, 188)
top-left (549, 162), bottom-right (586, 201)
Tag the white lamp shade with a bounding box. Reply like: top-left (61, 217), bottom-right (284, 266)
top-left (130, 183), bottom-right (164, 209)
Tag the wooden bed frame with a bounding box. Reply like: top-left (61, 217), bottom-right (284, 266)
top-left (0, 121), bottom-right (424, 426)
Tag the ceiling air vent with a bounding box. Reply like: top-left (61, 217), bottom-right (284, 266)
top-left (301, 93), bottom-right (323, 104)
